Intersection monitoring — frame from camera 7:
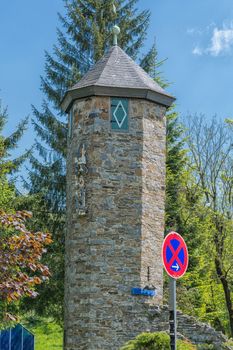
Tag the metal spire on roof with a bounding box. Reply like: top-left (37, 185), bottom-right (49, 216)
top-left (112, 3), bottom-right (120, 46)
top-left (113, 25), bottom-right (120, 46)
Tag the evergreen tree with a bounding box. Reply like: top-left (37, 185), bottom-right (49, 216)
top-left (0, 100), bottom-right (28, 202)
top-left (165, 110), bottom-right (187, 233)
top-left (28, 0), bottom-right (155, 322)
top-left (0, 101), bottom-right (53, 326)
top-left (165, 111), bottom-right (203, 271)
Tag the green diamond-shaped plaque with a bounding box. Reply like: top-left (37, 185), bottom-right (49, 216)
top-left (111, 98), bottom-right (128, 131)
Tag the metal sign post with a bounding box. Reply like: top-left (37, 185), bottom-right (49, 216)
top-left (162, 232), bottom-right (189, 350)
top-left (169, 277), bottom-right (177, 350)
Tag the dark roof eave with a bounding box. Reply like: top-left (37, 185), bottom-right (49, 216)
top-left (61, 85), bottom-right (175, 113)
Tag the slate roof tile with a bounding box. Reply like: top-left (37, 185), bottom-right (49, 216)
top-left (61, 45), bottom-right (175, 112)
top-left (70, 46), bottom-right (166, 94)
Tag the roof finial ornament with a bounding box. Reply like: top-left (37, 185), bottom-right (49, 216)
top-left (112, 3), bottom-right (120, 46)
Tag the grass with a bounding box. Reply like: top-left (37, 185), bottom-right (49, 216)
top-left (23, 316), bottom-right (63, 350)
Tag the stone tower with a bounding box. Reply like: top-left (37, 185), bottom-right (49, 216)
top-left (62, 34), bottom-right (174, 349)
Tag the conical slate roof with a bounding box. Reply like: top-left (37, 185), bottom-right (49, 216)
top-left (61, 46), bottom-right (175, 112)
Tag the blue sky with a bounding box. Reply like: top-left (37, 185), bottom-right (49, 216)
top-left (1, 0), bottom-right (233, 152)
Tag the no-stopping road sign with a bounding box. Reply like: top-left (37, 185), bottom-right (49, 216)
top-left (162, 232), bottom-right (188, 279)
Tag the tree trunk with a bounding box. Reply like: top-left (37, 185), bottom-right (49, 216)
top-left (215, 257), bottom-right (233, 337)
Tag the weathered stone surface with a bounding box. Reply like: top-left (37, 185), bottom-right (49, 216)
top-left (65, 96), bottom-right (167, 349)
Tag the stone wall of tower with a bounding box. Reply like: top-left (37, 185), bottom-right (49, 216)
top-left (140, 101), bottom-right (166, 303)
top-left (65, 96), bottom-right (167, 350)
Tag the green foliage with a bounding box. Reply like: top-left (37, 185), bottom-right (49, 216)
top-left (224, 340), bottom-right (233, 349)
top-left (196, 344), bottom-right (231, 350)
top-left (140, 43), bottom-right (168, 88)
top-left (165, 108), bottom-right (187, 233)
top-left (16, 193), bottom-right (65, 324)
top-left (179, 341), bottom-right (198, 350)
top-left (196, 345), bottom-right (215, 350)
top-left (0, 211), bottom-right (52, 326)
top-left (120, 332), bottom-right (197, 350)
top-left (177, 340), bottom-right (197, 350)
top-left (0, 98), bottom-right (27, 209)
top-left (0, 101), bottom-right (29, 174)
top-left (166, 115), bottom-right (233, 337)
top-left (179, 116), bottom-right (233, 336)
top-left (0, 99), bottom-right (37, 327)
top-left (0, 99), bottom-right (29, 211)
top-left (0, 104), bottom-right (15, 209)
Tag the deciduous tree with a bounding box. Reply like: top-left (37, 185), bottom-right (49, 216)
top-left (183, 115), bottom-right (233, 336)
top-left (0, 211), bottom-right (52, 324)
top-left (0, 100), bottom-right (52, 325)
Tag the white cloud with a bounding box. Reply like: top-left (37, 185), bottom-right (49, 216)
top-left (187, 28), bottom-right (203, 36)
top-left (187, 23), bottom-right (215, 36)
top-left (190, 22), bottom-right (233, 57)
top-left (192, 46), bottom-right (203, 56)
top-left (208, 27), bottom-right (233, 56)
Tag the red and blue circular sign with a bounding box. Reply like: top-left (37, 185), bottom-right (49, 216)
top-left (162, 232), bottom-right (188, 279)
